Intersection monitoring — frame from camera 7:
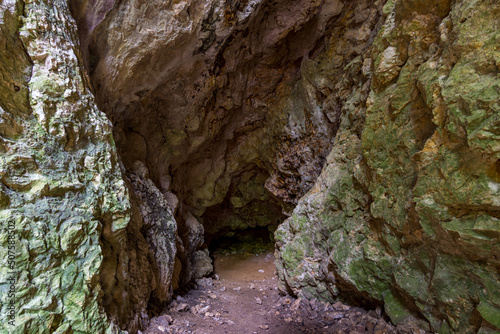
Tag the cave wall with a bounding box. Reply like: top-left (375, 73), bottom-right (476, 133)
top-left (71, 0), bottom-right (369, 307)
top-left (275, 0), bottom-right (500, 332)
top-left (70, 0), bottom-right (358, 216)
top-left (0, 1), bottom-right (176, 333)
top-left (0, 0), bottom-right (129, 332)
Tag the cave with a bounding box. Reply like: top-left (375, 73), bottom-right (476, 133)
top-left (69, 0), bottom-right (341, 311)
top-left (200, 168), bottom-right (288, 249)
top-left (67, 0), bottom-right (349, 328)
top-left (208, 226), bottom-right (276, 256)
top-left (67, 0), bottom-right (499, 332)
top-left (2, 0), bottom-right (500, 333)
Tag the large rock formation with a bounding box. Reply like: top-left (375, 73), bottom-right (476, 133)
top-left (275, 0), bottom-right (500, 332)
top-left (0, 1), bottom-right (176, 333)
top-left (70, 0), bottom-right (357, 305)
top-left (0, 1), bottom-right (131, 332)
top-left (0, 0), bottom-right (499, 333)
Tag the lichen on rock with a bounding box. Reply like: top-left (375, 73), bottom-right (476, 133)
top-left (0, 0), bottom-right (130, 332)
top-left (0, 1), bottom-right (179, 333)
top-left (70, 0), bottom-right (358, 298)
top-left (275, 0), bottom-right (500, 332)
top-left (1, 0), bottom-right (499, 333)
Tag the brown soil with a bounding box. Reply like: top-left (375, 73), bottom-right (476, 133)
top-left (142, 252), bottom-right (429, 334)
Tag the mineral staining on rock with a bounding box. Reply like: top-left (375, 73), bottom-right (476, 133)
top-left (126, 161), bottom-right (177, 307)
top-left (0, 1), bottom-right (177, 333)
top-left (276, 0), bottom-right (500, 332)
top-left (73, 0), bottom-right (346, 211)
top-left (0, 0), bottom-right (130, 332)
top-left (72, 0), bottom-right (352, 305)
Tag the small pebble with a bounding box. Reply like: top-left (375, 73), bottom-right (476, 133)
top-left (199, 305), bottom-right (210, 313)
top-left (176, 303), bottom-right (190, 312)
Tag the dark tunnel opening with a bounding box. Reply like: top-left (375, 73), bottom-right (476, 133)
top-left (208, 226), bottom-right (276, 256)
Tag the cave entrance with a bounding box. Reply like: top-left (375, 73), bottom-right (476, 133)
top-left (208, 226), bottom-right (275, 256)
top-left (197, 170), bottom-right (289, 284)
top-left (208, 226), bottom-right (278, 284)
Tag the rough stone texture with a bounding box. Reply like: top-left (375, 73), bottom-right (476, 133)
top-left (69, 0), bottom-right (368, 298)
top-left (126, 161), bottom-right (177, 309)
top-left (0, 1), bottom-right (177, 333)
top-left (174, 209), bottom-right (208, 287)
top-left (191, 249), bottom-right (214, 279)
top-left (2, 0), bottom-right (500, 333)
top-left (70, 0), bottom-right (348, 243)
top-left (0, 0), bottom-right (128, 332)
top-left (276, 0), bottom-right (500, 332)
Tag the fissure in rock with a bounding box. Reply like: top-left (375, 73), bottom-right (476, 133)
top-left (68, 0), bottom-right (357, 329)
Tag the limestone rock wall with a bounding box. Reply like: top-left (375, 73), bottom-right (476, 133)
top-left (275, 0), bottom-right (500, 332)
top-left (0, 0), bottom-right (126, 332)
top-left (126, 161), bottom-right (177, 310)
top-left (0, 1), bottom-right (177, 333)
top-left (70, 0), bottom-right (351, 228)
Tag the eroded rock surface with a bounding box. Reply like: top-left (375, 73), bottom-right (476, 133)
top-left (0, 0), bottom-right (130, 332)
top-left (276, 0), bottom-right (500, 332)
top-left (70, 0), bottom-right (351, 240)
top-left (0, 1), bottom-right (176, 333)
top-left (69, 0), bottom-right (373, 311)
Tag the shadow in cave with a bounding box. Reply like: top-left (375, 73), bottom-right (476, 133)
top-left (208, 226), bottom-right (275, 256)
top-left (207, 227), bottom-right (277, 283)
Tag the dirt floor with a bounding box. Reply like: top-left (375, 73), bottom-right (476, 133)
top-left (142, 251), bottom-right (429, 334)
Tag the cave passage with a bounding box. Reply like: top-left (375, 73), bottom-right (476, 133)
top-left (208, 226), bottom-right (275, 256)
top-left (207, 226), bottom-right (278, 286)
top-left (12, 0), bottom-right (498, 332)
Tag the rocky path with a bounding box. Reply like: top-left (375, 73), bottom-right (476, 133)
top-left (142, 252), bottom-right (429, 334)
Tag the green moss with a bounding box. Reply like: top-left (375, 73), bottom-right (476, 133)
top-left (477, 301), bottom-right (500, 329)
top-left (384, 291), bottom-right (412, 325)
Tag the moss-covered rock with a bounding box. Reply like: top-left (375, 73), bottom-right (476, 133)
top-left (276, 0), bottom-right (500, 332)
top-left (0, 1), bottom-right (129, 332)
top-left (0, 1), bottom-right (179, 333)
